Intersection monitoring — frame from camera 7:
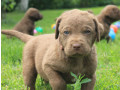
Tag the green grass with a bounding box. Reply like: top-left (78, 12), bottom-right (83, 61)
top-left (1, 6), bottom-right (120, 90)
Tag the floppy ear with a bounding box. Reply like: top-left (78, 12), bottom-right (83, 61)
top-left (105, 7), bottom-right (120, 20)
top-left (93, 19), bottom-right (104, 42)
top-left (55, 18), bottom-right (61, 39)
top-left (87, 10), bottom-right (94, 14)
top-left (29, 12), bottom-right (43, 20)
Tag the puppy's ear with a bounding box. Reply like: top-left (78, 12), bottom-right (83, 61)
top-left (87, 10), bottom-right (94, 14)
top-left (105, 7), bottom-right (120, 20)
top-left (29, 12), bottom-right (43, 20)
top-left (93, 19), bottom-right (104, 42)
top-left (55, 18), bottom-right (61, 39)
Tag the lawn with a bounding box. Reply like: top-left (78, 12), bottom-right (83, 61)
top-left (1, 6), bottom-right (120, 90)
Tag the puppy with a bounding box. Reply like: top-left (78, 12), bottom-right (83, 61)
top-left (2, 9), bottom-right (103, 90)
top-left (97, 5), bottom-right (120, 42)
top-left (7, 8), bottom-right (43, 37)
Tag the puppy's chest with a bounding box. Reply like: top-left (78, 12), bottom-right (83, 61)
top-left (70, 61), bottom-right (84, 74)
top-left (64, 59), bottom-right (85, 74)
top-left (60, 59), bottom-right (86, 83)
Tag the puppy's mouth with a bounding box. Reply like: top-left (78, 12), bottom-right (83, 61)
top-left (71, 53), bottom-right (82, 57)
top-left (66, 50), bottom-right (83, 57)
top-left (34, 15), bottom-right (43, 21)
top-left (65, 47), bottom-right (90, 57)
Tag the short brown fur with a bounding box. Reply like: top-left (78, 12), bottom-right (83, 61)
top-left (97, 5), bottom-right (120, 42)
top-left (7, 8), bottom-right (43, 38)
top-left (2, 9), bottom-right (104, 90)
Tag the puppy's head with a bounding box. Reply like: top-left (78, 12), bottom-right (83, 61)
top-left (101, 5), bottom-right (120, 22)
top-left (26, 8), bottom-right (43, 21)
top-left (55, 9), bottom-right (103, 57)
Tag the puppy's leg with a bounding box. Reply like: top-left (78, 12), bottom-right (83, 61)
top-left (44, 67), bottom-right (66, 90)
top-left (106, 36), bottom-right (110, 43)
top-left (81, 74), bottom-right (96, 90)
top-left (23, 58), bottom-right (37, 90)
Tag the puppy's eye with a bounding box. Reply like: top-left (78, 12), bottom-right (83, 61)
top-left (64, 31), bottom-right (70, 35)
top-left (83, 30), bottom-right (91, 34)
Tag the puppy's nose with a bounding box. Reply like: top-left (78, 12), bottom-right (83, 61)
top-left (73, 44), bottom-right (80, 49)
top-left (40, 14), bottom-right (43, 19)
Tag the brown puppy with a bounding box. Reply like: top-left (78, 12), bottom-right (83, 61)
top-left (97, 5), bottom-right (120, 42)
top-left (8, 8), bottom-right (43, 37)
top-left (1, 9), bottom-right (103, 90)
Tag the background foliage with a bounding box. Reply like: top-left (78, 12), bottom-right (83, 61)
top-left (29, 0), bottom-right (119, 9)
top-left (1, 0), bottom-right (120, 11)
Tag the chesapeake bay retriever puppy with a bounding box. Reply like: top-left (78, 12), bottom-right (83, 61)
top-left (97, 5), bottom-right (120, 42)
top-left (1, 9), bottom-right (104, 90)
top-left (7, 8), bottom-right (43, 38)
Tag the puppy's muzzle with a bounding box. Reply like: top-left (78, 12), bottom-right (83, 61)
top-left (39, 14), bottom-right (43, 20)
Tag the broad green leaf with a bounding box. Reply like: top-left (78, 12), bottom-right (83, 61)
top-left (81, 78), bottom-right (91, 84)
top-left (70, 72), bottom-right (78, 80)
